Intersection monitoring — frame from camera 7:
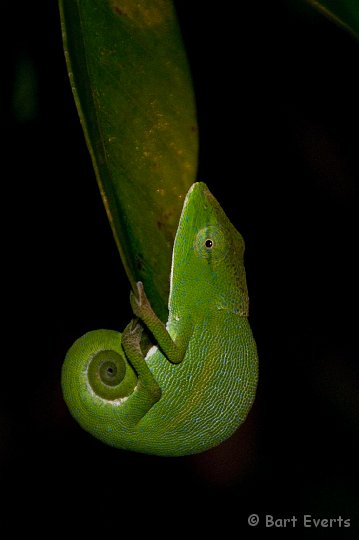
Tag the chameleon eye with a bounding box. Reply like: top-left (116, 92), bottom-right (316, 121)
top-left (194, 225), bottom-right (228, 261)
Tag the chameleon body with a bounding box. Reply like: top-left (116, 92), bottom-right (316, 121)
top-left (62, 182), bottom-right (258, 456)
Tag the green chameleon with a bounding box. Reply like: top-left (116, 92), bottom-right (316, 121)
top-left (62, 182), bottom-right (258, 456)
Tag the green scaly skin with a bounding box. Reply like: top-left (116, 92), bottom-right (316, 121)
top-left (62, 182), bottom-right (258, 456)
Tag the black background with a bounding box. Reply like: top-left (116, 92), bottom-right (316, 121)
top-left (2, 1), bottom-right (358, 536)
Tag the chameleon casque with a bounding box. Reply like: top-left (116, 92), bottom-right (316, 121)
top-left (62, 182), bottom-right (258, 456)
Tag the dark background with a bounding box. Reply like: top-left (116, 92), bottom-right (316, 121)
top-left (2, 0), bottom-right (358, 536)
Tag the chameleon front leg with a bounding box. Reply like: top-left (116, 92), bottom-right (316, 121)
top-left (130, 282), bottom-right (186, 364)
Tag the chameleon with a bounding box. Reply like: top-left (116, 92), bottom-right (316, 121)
top-left (61, 182), bottom-right (258, 456)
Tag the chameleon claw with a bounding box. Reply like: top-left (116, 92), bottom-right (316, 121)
top-left (122, 319), bottom-right (143, 349)
top-left (130, 281), bottom-right (151, 318)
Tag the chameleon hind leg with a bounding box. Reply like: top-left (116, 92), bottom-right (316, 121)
top-left (122, 319), bottom-right (162, 412)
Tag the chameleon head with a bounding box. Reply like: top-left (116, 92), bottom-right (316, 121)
top-left (170, 182), bottom-right (249, 316)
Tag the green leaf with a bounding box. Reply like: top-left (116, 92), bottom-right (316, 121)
top-left (296, 0), bottom-right (359, 39)
top-left (59, 0), bottom-right (198, 322)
